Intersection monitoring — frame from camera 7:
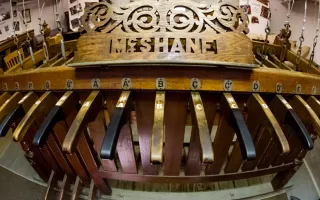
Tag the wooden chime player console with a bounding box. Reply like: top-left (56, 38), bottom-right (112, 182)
top-left (0, 0), bottom-right (320, 198)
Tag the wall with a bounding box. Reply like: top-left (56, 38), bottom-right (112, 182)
top-left (270, 0), bottom-right (320, 63)
top-left (0, 0), bottom-right (69, 42)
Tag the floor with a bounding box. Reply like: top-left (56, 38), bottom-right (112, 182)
top-left (0, 130), bottom-right (319, 200)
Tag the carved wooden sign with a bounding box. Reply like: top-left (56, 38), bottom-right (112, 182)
top-left (69, 0), bottom-right (256, 68)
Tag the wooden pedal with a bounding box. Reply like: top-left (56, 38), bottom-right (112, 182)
top-left (151, 91), bottom-right (165, 164)
top-left (190, 91), bottom-right (214, 163)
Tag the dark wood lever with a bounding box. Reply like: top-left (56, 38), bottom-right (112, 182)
top-left (290, 95), bottom-right (320, 136)
top-left (0, 92), bottom-right (23, 122)
top-left (220, 93), bottom-right (256, 160)
top-left (63, 91), bottom-right (103, 153)
top-left (247, 94), bottom-right (290, 155)
top-left (270, 95), bottom-right (313, 150)
top-left (33, 91), bottom-right (76, 147)
top-left (13, 92), bottom-right (57, 142)
top-left (100, 90), bottom-right (131, 159)
top-left (0, 92), bottom-right (38, 137)
top-left (190, 92), bottom-right (214, 163)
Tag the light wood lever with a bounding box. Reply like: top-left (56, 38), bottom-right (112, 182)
top-left (63, 91), bottom-right (103, 153)
top-left (13, 91), bottom-right (57, 142)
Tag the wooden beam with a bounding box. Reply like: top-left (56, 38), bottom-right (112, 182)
top-left (1, 66), bottom-right (320, 95)
top-left (286, 50), bottom-right (320, 74)
top-left (98, 164), bottom-right (293, 183)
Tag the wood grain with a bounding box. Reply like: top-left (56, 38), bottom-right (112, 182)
top-left (163, 92), bottom-right (188, 175)
top-left (135, 91), bottom-right (158, 175)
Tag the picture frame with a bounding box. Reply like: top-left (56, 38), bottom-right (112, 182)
top-left (22, 8), bottom-right (31, 23)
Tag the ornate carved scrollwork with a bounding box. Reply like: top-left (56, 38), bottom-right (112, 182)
top-left (80, 0), bottom-right (249, 34)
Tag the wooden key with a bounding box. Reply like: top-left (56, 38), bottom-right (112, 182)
top-left (241, 94), bottom-right (289, 171)
top-left (220, 93), bottom-right (256, 160)
top-left (270, 95), bottom-right (313, 150)
top-left (190, 92), bottom-right (214, 163)
top-left (0, 92), bottom-right (38, 137)
top-left (0, 92), bottom-right (23, 123)
top-left (307, 96), bottom-right (320, 116)
top-left (33, 91), bottom-right (77, 147)
top-left (290, 95), bottom-right (320, 136)
top-left (63, 91), bottom-right (103, 153)
top-left (151, 91), bottom-right (165, 164)
top-left (100, 90), bottom-right (131, 159)
top-left (33, 91), bottom-right (90, 185)
top-left (13, 91), bottom-right (57, 142)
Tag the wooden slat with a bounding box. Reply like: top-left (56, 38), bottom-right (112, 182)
top-left (185, 124), bottom-right (202, 175)
top-left (88, 111), bottom-right (117, 172)
top-left (116, 124), bottom-right (137, 174)
top-left (224, 113), bottom-right (259, 173)
top-left (65, 104), bottom-right (111, 194)
top-left (163, 92), bottom-right (188, 175)
top-left (241, 128), bottom-right (272, 171)
top-left (206, 117), bottom-right (234, 174)
top-left (52, 120), bottom-right (90, 186)
top-left (135, 91), bottom-right (158, 175)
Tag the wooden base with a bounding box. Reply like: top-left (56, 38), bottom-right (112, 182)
top-left (98, 163), bottom-right (293, 183)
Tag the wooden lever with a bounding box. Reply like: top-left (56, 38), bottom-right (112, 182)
top-left (306, 96), bottom-right (320, 133)
top-left (0, 92), bottom-right (11, 105)
top-left (290, 95), bottom-right (320, 136)
top-left (33, 91), bottom-right (76, 147)
top-left (0, 92), bottom-right (23, 124)
top-left (63, 91), bottom-right (103, 153)
top-left (220, 93), bottom-right (256, 160)
top-left (100, 90), bottom-right (131, 159)
top-left (0, 92), bottom-right (38, 137)
top-left (13, 92), bottom-right (57, 142)
top-left (270, 95), bottom-right (313, 150)
top-left (249, 94), bottom-right (290, 154)
top-left (190, 92), bottom-right (214, 163)
top-left (151, 91), bottom-right (165, 163)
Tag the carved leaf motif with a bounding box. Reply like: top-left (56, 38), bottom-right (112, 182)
top-left (80, 0), bottom-right (249, 34)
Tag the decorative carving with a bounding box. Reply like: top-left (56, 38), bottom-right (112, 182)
top-left (80, 0), bottom-right (249, 34)
top-left (71, 0), bottom-right (255, 68)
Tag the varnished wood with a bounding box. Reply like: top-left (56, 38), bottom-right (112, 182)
top-left (98, 163), bottom-right (293, 183)
top-left (151, 91), bottom-right (165, 163)
top-left (289, 95), bottom-right (320, 136)
top-left (12, 92), bottom-right (57, 142)
top-left (63, 91), bottom-right (103, 153)
top-left (190, 92), bottom-right (214, 163)
top-left (163, 92), bottom-right (188, 175)
top-left (0, 92), bottom-right (22, 123)
top-left (71, 1), bottom-right (253, 67)
top-left (2, 66), bottom-right (320, 95)
top-left (135, 92), bottom-right (158, 175)
top-left (220, 93), bottom-right (255, 160)
top-left (101, 90), bottom-right (131, 159)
